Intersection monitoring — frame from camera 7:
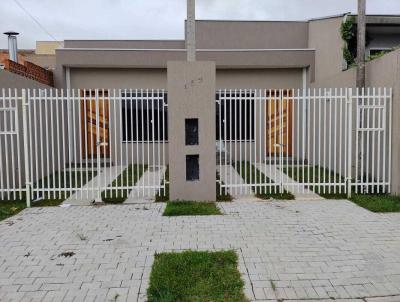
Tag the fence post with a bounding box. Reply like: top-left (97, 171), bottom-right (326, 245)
top-left (21, 89), bottom-right (31, 207)
top-left (347, 88), bottom-right (353, 198)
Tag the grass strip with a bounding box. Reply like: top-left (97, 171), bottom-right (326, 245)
top-left (147, 250), bottom-right (248, 302)
top-left (234, 161), bottom-right (295, 200)
top-left (163, 201), bottom-right (222, 216)
top-left (217, 172), bottom-right (233, 202)
top-left (349, 194), bottom-right (400, 213)
top-left (0, 199), bottom-right (65, 221)
top-left (102, 164), bottom-right (147, 204)
top-left (155, 167), bottom-right (169, 202)
top-left (283, 166), bottom-right (346, 199)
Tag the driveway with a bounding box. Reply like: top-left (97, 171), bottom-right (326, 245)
top-left (0, 200), bottom-right (400, 302)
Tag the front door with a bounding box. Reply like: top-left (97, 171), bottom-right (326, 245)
top-left (81, 90), bottom-right (110, 158)
top-left (266, 89), bottom-right (293, 156)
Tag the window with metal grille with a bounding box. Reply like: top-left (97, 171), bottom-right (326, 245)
top-left (216, 91), bottom-right (255, 141)
top-left (121, 91), bottom-right (168, 142)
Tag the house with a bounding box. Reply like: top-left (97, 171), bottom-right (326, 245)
top-left (54, 13), bottom-right (400, 90)
top-left (51, 13), bottom-right (400, 168)
top-left (0, 13), bottom-right (399, 203)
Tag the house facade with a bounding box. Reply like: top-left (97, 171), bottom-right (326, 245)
top-left (0, 13), bottom-right (399, 202)
top-left (53, 14), bottom-right (400, 91)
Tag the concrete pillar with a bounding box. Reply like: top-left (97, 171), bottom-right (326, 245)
top-left (167, 61), bottom-right (216, 201)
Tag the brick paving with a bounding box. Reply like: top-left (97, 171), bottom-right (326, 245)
top-left (0, 200), bottom-right (400, 301)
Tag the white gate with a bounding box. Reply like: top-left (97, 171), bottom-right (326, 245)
top-left (0, 89), bottom-right (24, 201)
top-left (0, 89), bottom-right (168, 204)
top-left (216, 88), bottom-right (392, 197)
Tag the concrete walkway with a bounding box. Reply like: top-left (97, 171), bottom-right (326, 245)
top-left (63, 165), bottom-right (126, 206)
top-left (125, 166), bottom-right (166, 204)
top-left (1, 200), bottom-right (400, 301)
top-left (218, 165), bottom-right (254, 199)
top-left (256, 163), bottom-right (323, 200)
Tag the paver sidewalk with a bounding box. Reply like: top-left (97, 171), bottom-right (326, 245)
top-left (125, 166), bottom-right (166, 204)
top-left (1, 200), bottom-right (400, 301)
top-left (218, 165), bottom-right (254, 198)
top-left (256, 163), bottom-right (323, 200)
top-left (63, 165), bottom-right (126, 206)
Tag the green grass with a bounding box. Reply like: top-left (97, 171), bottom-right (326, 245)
top-left (155, 167), bottom-right (169, 202)
top-left (283, 166), bottom-right (346, 199)
top-left (102, 164), bottom-right (147, 204)
top-left (0, 199), bottom-right (64, 222)
top-left (163, 201), bottom-right (222, 216)
top-left (349, 194), bottom-right (400, 213)
top-left (282, 166), bottom-right (400, 212)
top-left (147, 250), bottom-right (248, 302)
top-left (34, 170), bottom-right (97, 200)
top-left (234, 161), bottom-right (295, 200)
top-left (2, 170), bottom-right (97, 202)
top-left (0, 201), bottom-right (26, 221)
top-left (156, 169), bottom-right (232, 202)
top-left (0, 170), bottom-right (96, 221)
top-left (216, 172), bottom-right (233, 202)
top-left (282, 166), bottom-right (384, 199)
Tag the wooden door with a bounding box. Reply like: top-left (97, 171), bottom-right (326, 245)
top-left (81, 91), bottom-right (110, 158)
top-left (266, 90), bottom-right (293, 156)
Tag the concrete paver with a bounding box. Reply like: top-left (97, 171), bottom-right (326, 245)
top-left (0, 200), bottom-right (400, 301)
top-left (255, 163), bottom-right (323, 200)
top-left (63, 165), bottom-right (126, 206)
top-left (218, 165), bottom-right (254, 198)
top-left (125, 166), bottom-right (166, 204)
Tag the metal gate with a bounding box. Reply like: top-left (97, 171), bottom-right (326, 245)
top-left (0, 89), bottom-right (168, 205)
top-left (216, 88), bottom-right (392, 197)
top-left (0, 89), bottom-right (24, 201)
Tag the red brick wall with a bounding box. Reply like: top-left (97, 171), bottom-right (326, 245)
top-left (3, 59), bottom-right (54, 86)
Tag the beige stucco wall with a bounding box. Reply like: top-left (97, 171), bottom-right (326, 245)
top-left (310, 68), bottom-right (356, 89)
top-left (195, 20), bottom-right (309, 49)
top-left (70, 68), bottom-right (168, 89)
top-left (68, 67), bottom-right (304, 168)
top-left (0, 83), bottom-right (63, 198)
top-left (0, 70), bottom-right (52, 89)
top-left (0, 72), bottom-right (55, 190)
top-left (217, 69), bottom-right (303, 89)
top-left (35, 41), bottom-right (62, 55)
top-left (308, 16), bottom-right (345, 83)
top-left (24, 54), bottom-right (56, 70)
top-left (365, 50), bottom-right (400, 195)
top-left (69, 68), bottom-right (304, 90)
top-left (55, 48), bottom-right (315, 88)
top-left (311, 50), bottom-right (399, 195)
top-left (168, 61), bottom-right (216, 201)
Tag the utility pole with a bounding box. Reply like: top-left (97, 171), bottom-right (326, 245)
top-left (186, 0), bottom-right (196, 61)
top-left (356, 0), bottom-right (366, 194)
top-left (356, 0), bottom-right (366, 88)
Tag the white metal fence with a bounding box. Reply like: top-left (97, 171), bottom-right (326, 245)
top-left (0, 89), bottom-right (23, 200)
top-left (216, 88), bottom-right (392, 197)
top-left (0, 87), bottom-right (394, 204)
top-left (0, 89), bottom-right (168, 204)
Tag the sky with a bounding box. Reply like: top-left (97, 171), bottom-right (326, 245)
top-left (1, 0), bottom-right (400, 49)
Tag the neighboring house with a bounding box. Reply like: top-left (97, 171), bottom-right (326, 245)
top-left (54, 13), bottom-right (400, 90)
top-left (0, 41), bottom-right (59, 70)
top-left (0, 50), bottom-right (34, 69)
top-left (0, 41), bottom-right (59, 86)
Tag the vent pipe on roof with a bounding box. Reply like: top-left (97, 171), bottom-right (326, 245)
top-left (4, 31), bottom-right (19, 63)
